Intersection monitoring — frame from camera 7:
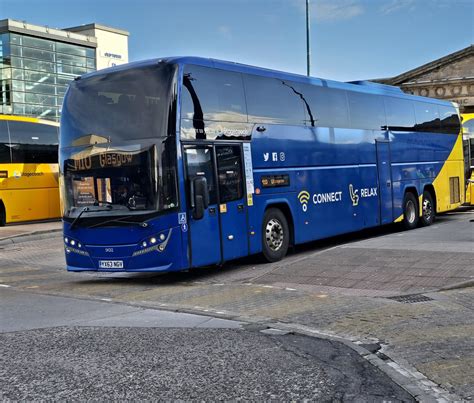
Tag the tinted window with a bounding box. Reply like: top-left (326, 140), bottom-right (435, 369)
top-left (22, 36), bottom-right (55, 52)
top-left (470, 139), bottom-right (474, 169)
top-left (0, 120), bottom-right (11, 163)
top-left (384, 97), bottom-right (415, 131)
top-left (464, 118), bottom-right (474, 135)
top-left (184, 147), bottom-right (217, 205)
top-left (244, 74), bottom-right (305, 125)
top-left (292, 84), bottom-right (350, 128)
top-left (438, 105), bottom-right (460, 135)
top-left (182, 65), bottom-right (247, 123)
top-left (216, 145), bottom-right (243, 203)
top-left (61, 63), bottom-right (177, 146)
top-left (414, 102), bottom-right (440, 133)
top-left (347, 92), bottom-right (386, 130)
top-left (8, 121), bottom-right (58, 163)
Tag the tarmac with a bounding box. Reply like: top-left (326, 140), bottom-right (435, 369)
top-left (1, 210), bottom-right (473, 400)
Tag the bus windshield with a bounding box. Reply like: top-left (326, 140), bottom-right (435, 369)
top-left (61, 62), bottom-right (177, 145)
top-left (60, 62), bottom-right (178, 221)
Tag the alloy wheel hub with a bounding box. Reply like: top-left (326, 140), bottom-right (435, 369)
top-left (265, 218), bottom-right (283, 251)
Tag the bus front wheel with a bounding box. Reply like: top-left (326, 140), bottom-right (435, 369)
top-left (403, 192), bottom-right (419, 230)
top-left (262, 208), bottom-right (289, 263)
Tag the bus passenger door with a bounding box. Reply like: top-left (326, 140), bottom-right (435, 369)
top-left (215, 144), bottom-right (249, 261)
top-left (376, 140), bottom-right (393, 224)
top-left (184, 146), bottom-right (221, 267)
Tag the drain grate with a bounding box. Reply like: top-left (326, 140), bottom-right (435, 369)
top-left (387, 294), bottom-right (434, 304)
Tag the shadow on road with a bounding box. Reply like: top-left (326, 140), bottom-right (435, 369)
top-left (73, 220), bottom-right (433, 287)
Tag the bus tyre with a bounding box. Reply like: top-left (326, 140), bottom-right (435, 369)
top-left (0, 204), bottom-right (5, 227)
top-left (403, 192), bottom-right (419, 230)
top-left (262, 208), bottom-right (289, 263)
top-left (421, 191), bottom-right (435, 226)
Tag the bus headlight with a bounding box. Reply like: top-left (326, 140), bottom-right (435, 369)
top-left (64, 237), bottom-right (88, 256)
top-left (133, 229), bottom-right (172, 257)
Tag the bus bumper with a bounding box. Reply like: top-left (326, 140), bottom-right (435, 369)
top-left (64, 226), bottom-right (185, 273)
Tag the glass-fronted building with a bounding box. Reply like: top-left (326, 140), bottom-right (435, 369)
top-left (0, 19), bottom-right (129, 121)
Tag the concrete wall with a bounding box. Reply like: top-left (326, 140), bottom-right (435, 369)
top-left (66, 24), bottom-right (129, 70)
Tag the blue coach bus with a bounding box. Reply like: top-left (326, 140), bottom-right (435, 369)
top-left (59, 57), bottom-right (464, 272)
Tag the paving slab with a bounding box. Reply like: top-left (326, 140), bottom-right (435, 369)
top-left (0, 220), bottom-right (61, 243)
top-left (0, 287), bottom-right (241, 332)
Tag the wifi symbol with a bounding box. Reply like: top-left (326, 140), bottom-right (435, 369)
top-left (298, 190), bottom-right (310, 212)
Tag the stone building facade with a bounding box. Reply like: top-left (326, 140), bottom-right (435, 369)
top-left (374, 45), bottom-right (474, 113)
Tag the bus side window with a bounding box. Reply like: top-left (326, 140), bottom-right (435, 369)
top-left (181, 65), bottom-right (247, 124)
top-left (438, 105), bottom-right (460, 135)
top-left (0, 121), bottom-right (11, 163)
top-left (184, 147), bottom-right (217, 205)
top-left (243, 74), bottom-right (306, 125)
top-left (7, 121), bottom-right (58, 163)
top-left (414, 102), bottom-right (440, 133)
top-left (384, 97), bottom-right (416, 132)
top-left (293, 84), bottom-right (350, 128)
top-left (216, 145), bottom-right (243, 203)
top-left (347, 92), bottom-right (386, 130)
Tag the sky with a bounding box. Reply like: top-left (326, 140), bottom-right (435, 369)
top-left (1, 0), bottom-right (473, 82)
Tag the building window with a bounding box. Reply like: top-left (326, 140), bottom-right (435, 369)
top-left (0, 32), bottom-right (96, 121)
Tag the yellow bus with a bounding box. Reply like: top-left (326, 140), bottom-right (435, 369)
top-left (462, 113), bottom-right (474, 205)
top-left (0, 114), bottom-right (60, 226)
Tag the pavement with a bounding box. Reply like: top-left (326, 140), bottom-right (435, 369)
top-left (0, 220), bottom-right (61, 243)
top-left (0, 209), bottom-right (473, 400)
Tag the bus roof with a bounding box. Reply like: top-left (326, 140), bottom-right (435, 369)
top-left (79, 56), bottom-right (455, 107)
top-left (0, 114), bottom-right (59, 127)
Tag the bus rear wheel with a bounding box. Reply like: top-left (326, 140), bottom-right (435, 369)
top-left (403, 192), bottom-right (419, 230)
top-left (262, 208), bottom-right (289, 263)
top-left (0, 203), bottom-right (5, 227)
top-left (421, 191), bottom-right (435, 226)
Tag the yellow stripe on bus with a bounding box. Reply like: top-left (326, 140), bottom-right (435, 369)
top-left (0, 114), bottom-right (59, 127)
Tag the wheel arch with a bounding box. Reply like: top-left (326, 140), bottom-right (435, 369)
top-left (403, 186), bottom-right (419, 200)
top-left (0, 199), bottom-right (6, 226)
top-left (423, 184), bottom-right (437, 212)
top-left (402, 186), bottom-right (420, 229)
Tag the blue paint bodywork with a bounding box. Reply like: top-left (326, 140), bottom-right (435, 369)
top-left (61, 57), bottom-right (459, 273)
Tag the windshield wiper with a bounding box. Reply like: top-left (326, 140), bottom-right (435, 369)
top-left (69, 205), bottom-right (112, 230)
top-left (86, 215), bottom-right (150, 229)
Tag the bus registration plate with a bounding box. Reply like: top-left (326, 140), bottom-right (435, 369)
top-left (99, 260), bottom-right (124, 269)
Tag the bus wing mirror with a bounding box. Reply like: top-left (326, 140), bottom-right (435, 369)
top-left (192, 177), bottom-right (209, 219)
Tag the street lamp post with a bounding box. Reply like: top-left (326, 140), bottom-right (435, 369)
top-left (306, 0), bottom-right (311, 76)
